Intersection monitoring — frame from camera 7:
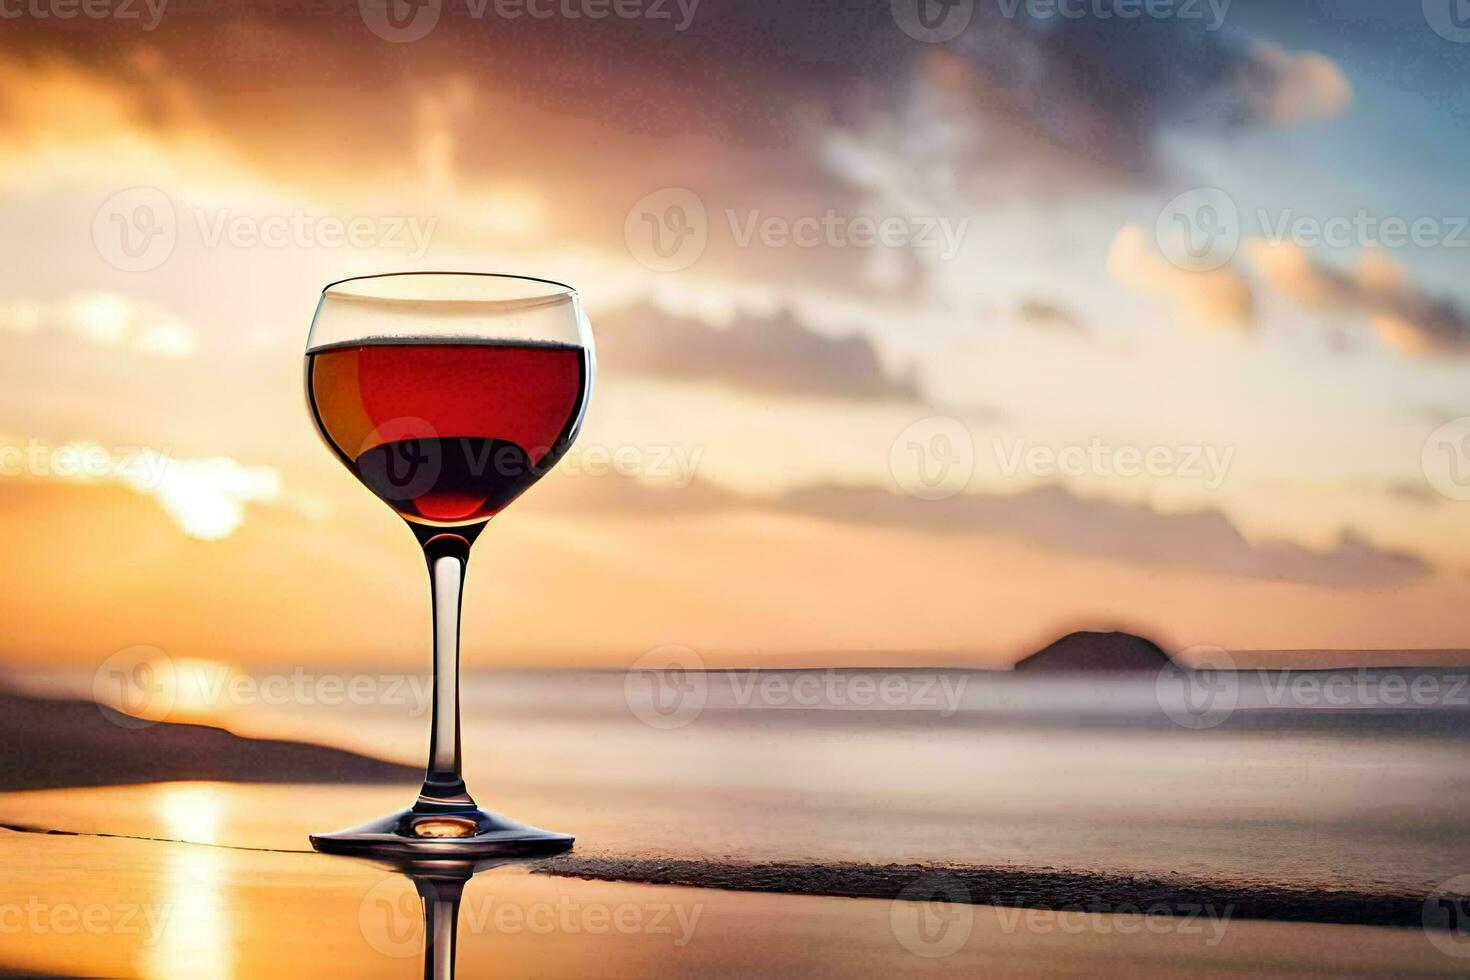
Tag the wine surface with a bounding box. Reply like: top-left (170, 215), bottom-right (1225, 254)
top-left (307, 340), bottom-right (590, 525)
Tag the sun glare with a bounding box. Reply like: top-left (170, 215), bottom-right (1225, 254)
top-left (155, 782), bottom-right (224, 846)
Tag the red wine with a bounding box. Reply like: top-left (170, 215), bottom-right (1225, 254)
top-left (307, 339), bottom-right (590, 526)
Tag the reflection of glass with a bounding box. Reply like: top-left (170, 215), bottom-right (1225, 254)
top-left (360, 855), bottom-right (495, 980)
top-left (305, 273), bottom-right (590, 858)
top-left (413, 862), bottom-right (475, 980)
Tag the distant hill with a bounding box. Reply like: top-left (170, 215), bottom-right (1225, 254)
top-left (0, 689), bottom-right (420, 792)
top-left (1013, 631), bottom-right (1174, 673)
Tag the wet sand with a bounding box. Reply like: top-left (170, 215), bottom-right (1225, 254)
top-left (0, 824), bottom-right (1463, 979)
top-left (4, 672), bottom-right (1469, 974)
top-left (0, 782), bottom-right (1466, 977)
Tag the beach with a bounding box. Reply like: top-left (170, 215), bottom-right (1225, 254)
top-left (2, 668), bottom-right (1468, 976)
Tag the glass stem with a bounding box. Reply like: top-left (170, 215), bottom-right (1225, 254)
top-left (414, 876), bottom-right (465, 980)
top-left (416, 531), bottom-right (477, 811)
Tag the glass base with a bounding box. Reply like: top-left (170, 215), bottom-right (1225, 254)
top-left (309, 806), bottom-right (574, 859)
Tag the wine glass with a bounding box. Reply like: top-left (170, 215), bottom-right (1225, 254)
top-left (304, 272), bottom-right (592, 856)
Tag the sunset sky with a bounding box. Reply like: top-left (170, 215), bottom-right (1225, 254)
top-left (2, 1), bottom-right (1469, 671)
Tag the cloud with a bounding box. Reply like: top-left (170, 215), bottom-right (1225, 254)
top-left (143, 456), bottom-right (288, 541)
top-left (0, 436), bottom-right (324, 540)
top-left (541, 473), bottom-right (1430, 587)
top-left (1106, 225), bottom-right (1254, 328)
top-left (823, 20), bottom-right (1354, 222)
top-left (1382, 480), bottom-right (1442, 508)
top-left (1238, 41), bottom-right (1353, 125)
top-left (1017, 299), bottom-right (1085, 333)
top-left (596, 301), bottom-right (919, 401)
top-left (0, 20), bottom-right (1354, 299)
top-left (1244, 240), bottom-right (1470, 357)
top-left (0, 292), bottom-right (197, 358)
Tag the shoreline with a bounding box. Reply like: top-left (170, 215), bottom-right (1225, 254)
top-left (536, 856), bottom-right (1442, 929)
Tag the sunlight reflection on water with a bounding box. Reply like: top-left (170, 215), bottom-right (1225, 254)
top-left (141, 784), bottom-right (234, 980)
